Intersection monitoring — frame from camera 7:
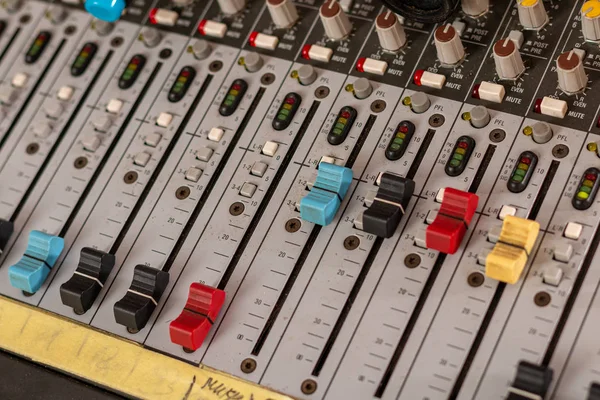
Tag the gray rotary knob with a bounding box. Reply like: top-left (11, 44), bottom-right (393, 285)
top-left (461, 0), bottom-right (489, 17)
top-left (582, 1), bottom-right (600, 42)
top-left (141, 27), bottom-right (161, 48)
top-left (192, 40), bottom-right (212, 60)
top-left (517, 0), bottom-right (548, 30)
top-left (493, 38), bottom-right (525, 80)
top-left (353, 78), bottom-right (372, 99)
top-left (47, 5), bottom-right (67, 24)
top-left (434, 24), bottom-right (465, 66)
top-left (469, 105), bottom-right (490, 128)
top-left (267, 0), bottom-right (298, 29)
top-left (410, 92), bottom-right (430, 113)
top-left (4, 0), bottom-right (22, 13)
top-left (297, 64), bottom-right (317, 85)
top-left (532, 121), bottom-right (553, 144)
top-left (94, 20), bottom-right (114, 36)
top-left (320, 1), bottom-right (352, 40)
top-left (556, 50), bottom-right (588, 94)
top-left (243, 52), bottom-right (263, 72)
top-left (217, 0), bottom-right (246, 15)
top-left (375, 11), bottom-right (406, 52)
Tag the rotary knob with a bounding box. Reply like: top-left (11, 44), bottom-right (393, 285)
top-left (297, 64), bottom-right (317, 85)
top-left (243, 52), bottom-right (263, 72)
top-left (85, 0), bottom-right (126, 22)
top-left (217, 0), bottom-right (246, 15)
top-left (434, 24), bottom-right (465, 66)
top-left (140, 27), bottom-right (161, 48)
top-left (3, 0), bottom-right (22, 13)
top-left (468, 105), bottom-right (490, 128)
top-left (320, 0), bottom-right (352, 40)
top-left (47, 5), bottom-right (68, 24)
top-left (517, 0), bottom-right (548, 30)
top-left (582, 1), bottom-right (600, 42)
top-left (461, 0), bottom-right (489, 17)
top-left (557, 50), bottom-right (588, 94)
top-left (191, 40), bottom-right (212, 60)
top-left (375, 11), bottom-right (406, 52)
top-left (267, 0), bottom-right (299, 29)
top-left (352, 78), bottom-right (372, 99)
top-left (493, 38), bottom-right (525, 80)
top-left (93, 20), bottom-right (114, 36)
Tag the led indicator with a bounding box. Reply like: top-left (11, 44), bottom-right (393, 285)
top-left (445, 135), bottom-right (475, 177)
top-left (71, 42), bottom-right (98, 77)
top-left (219, 79), bottom-right (248, 117)
top-left (327, 106), bottom-right (357, 145)
top-left (118, 54), bottom-right (146, 90)
top-left (272, 92), bottom-right (301, 131)
top-left (25, 31), bottom-right (52, 64)
top-left (507, 151), bottom-right (537, 193)
top-left (386, 120), bottom-right (415, 161)
top-left (168, 66), bottom-right (196, 103)
top-left (573, 167), bottom-right (600, 210)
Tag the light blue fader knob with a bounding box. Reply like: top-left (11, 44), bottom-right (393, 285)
top-left (300, 162), bottom-right (353, 226)
top-left (85, 0), bottom-right (126, 22)
top-left (8, 230), bottom-right (64, 294)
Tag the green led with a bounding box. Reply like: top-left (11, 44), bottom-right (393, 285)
top-left (393, 137), bottom-right (404, 145)
top-left (450, 159), bottom-right (461, 167)
top-left (333, 128), bottom-right (343, 135)
top-left (453, 153), bottom-right (463, 161)
top-left (512, 174), bottom-right (524, 182)
top-left (580, 185), bottom-right (592, 194)
top-left (514, 169), bottom-right (526, 177)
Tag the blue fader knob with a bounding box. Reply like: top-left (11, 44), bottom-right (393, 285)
top-left (85, 0), bottom-right (126, 22)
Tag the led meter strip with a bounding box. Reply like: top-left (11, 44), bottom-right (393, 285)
top-left (0, 295), bottom-right (291, 400)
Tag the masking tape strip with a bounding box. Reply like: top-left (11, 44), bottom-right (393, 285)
top-left (0, 295), bottom-right (294, 400)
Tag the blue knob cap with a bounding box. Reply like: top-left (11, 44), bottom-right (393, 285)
top-left (300, 162), bottom-right (353, 226)
top-left (8, 231), bottom-right (64, 294)
top-left (85, 0), bottom-right (126, 22)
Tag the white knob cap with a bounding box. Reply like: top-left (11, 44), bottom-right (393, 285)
top-left (582, 1), bottom-right (600, 42)
top-left (557, 50), bottom-right (588, 94)
top-left (217, 0), bottom-right (246, 15)
top-left (434, 24), bottom-right (465, 66)
top-left (493, 38), bottom-right (525, 80)
top-left (517, 0), bottom-right (548, 30)
top-left (267, 0), bottom-right (298, 29)
top-left (320, 1), bottom-right (352, 40)
top-left (375, 11), bottom-right (406, 52)
top-left (461, 0), bottom-right (489, 17)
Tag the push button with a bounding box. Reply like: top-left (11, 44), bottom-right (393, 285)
top-left (357, 173), bottom-right (414, 238)
top-left (426, 188), bottom-right (479, 254)
top-left (485, 215), bottom-right (540, 284)
top-left (59, 248), bottom-right (115, 314)
top-left (8, 231), bottom-right (64, 293)
top-left (299, 162), bottom-right (353, 226)
top-left (169, 283), bottom-right (226, 351)
top-left (113, 265), bottom-right (169, 332)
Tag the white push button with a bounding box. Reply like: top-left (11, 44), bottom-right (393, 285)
top-left (134, 151), bottom-right (151, 167)
top-left (240, 182), bottom-right (257, 198)
top-left (553, 243), bottom-right (573, 263)
top-left (12, 73), bottom-right (28, 88)
top-left (153, 8), bottom-right (178, 26)
top-left (564, 222), bottom-right (583, 240)
top-left (499, 205), bottom-right (517, 220)
top-left (106, 98), bottom-right (123, 114)
top-left (185, 166), bottom-right (203, 182)
top-left (251, 161), bottom-right (268, 177)
top-left (543, 265), bottom-right (563, 286)
top-left (82, 134), bottom-right (101, 152)
top-left (57, 86), bottom-right (74, 101)
top-left (208, 127), bottom-right (224, 142)
top-left (145, 132), bottom-right (162, 147)
top-left (93, 116), bottom-right (112, 132)
top-left (156, 112), bottom-right (173, 128)
top-left (196, 147), bottom-right (213, 162)
top-left (435, 188), bottom-right (445, 203)
top-left (262, 141), bottom-right (279, 157)
top-left (32, 121), bottom-right (51, 138)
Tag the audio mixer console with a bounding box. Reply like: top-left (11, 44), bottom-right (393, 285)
top-left (0, 0), bottom-right (599, 399)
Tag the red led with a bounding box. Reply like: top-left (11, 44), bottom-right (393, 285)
top-left (232, 83), bottom-right (241, 91)
top-left (301, 44), bottom-right (312, 60)
top-left (413, 69), bottom-right (425, 86)
top-left (521, 157), bottom-right (531, 165)
top-left (131, 56), bottom-right (141, 65)
top-left (458, 141), bottom-right (468, 149)
top-left (534, 98), bottom-right (543, 114)
top-left (285, 96), bottom-right (296, 104)
top-left (471, 83), bottom-right (481, 99)
top-left (586, 173), bottom-right (597, 181)
top-left (198, 19), bottom-right (207, 35)
top-left (149, 8), bottom-right (158, 24)
top-left (181, 70), bottom-right (190, 78)
top-left (248, 31), bottom-right (258, 47)
top-left (356, 57), bottom-right (366, 73)
top-left (341, 110), bottom-right (351, 119)
top-left (399, 125), bottom-right (409, 133)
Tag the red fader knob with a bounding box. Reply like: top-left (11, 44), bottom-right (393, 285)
top-left (426, 188), bottom-right (478, 254)
top-left (169, 283), bottom-right (225, 351)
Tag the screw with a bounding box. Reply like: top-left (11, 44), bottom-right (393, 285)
top-left (26, 143), bottom-right (39, 155)
top-left (301, 379), bottom-right (317, 395)
top-left (285, 218), bottom-right (301, 233)
top-left (64, 25), bottom-right (76, 35)
top-left (159, 48), bottom-right (172, 59)
top-left (73, 156), bottom-right (88, 169)
top-left (343, 235), bottom-right (360, 250)
top-left (110, 36), bottom-right (123, 47)
top-left (175, 186), bottom-right (191, 200)
top-left (209, 60), bottom-right (223, 72)
top-left (534, 291), bottom-right (551, 307)
top-left (489, 129), bottom-right (506, 143)
top-left (229, 202), bottom-right (245, 216)
top-left (370, 99), bottom-right (386, 113)
top-left (261, 73), bottom-right (275, 85)
top-left (552, 144), bottom-right (569, 159)
top-left (241, 358), bottom-right (257, 373)
top-left (467, 272), bottom-right (485, 287)
top-left (19, 14), bottom-right (31, 24)
top-left (404, 253), bottom-right (421, 268)
top-left (123, 171), bottom-right (138, 184)
top-left (429, 114), bottom-right (445, 127)
top-left (315, 86), bottom-right (330, 99)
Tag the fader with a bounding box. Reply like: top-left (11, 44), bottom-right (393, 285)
top-left (0, 0), bottom-right (600, 399)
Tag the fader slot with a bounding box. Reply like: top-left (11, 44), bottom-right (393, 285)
top-left (88, 53), bottom-right (292, 337)
top-left (462, 137), bottom-right (600, 399)
top-left (396, 121), bottom-right (586, 399)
